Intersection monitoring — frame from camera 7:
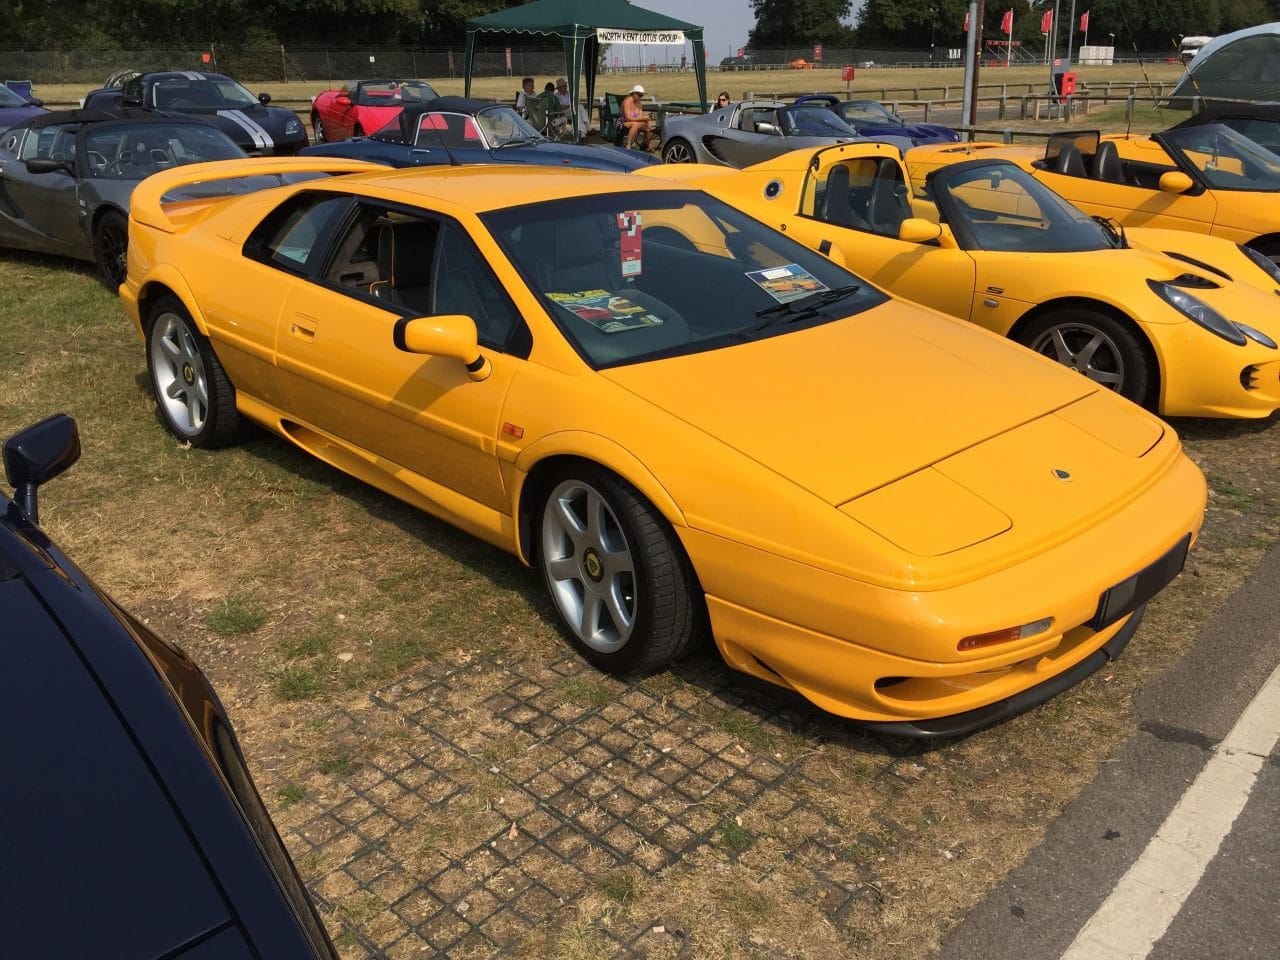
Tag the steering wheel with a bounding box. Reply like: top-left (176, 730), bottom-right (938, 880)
top-left (104, 151), bottom-right (132, 176)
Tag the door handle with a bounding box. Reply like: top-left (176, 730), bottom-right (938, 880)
top-left (290, 315), bottom-right (317, 340)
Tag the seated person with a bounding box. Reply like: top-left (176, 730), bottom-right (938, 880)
top-left (622, 84), bottom-right (652, 150)
top-left (515, 76), bottom-right (537, 117)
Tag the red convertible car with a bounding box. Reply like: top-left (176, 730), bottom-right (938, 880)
top-left (310, 79), bottom-right (439, 142)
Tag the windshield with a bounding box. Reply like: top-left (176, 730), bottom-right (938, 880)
top-left (840, 101), bottom-right (898, 125)
top-left (782, 106), bottom-right (859, 137)
top-left (475, 105), bottom-right (543, 147)
top-left (481, 189), bottom-right (885, 369)
top-left (85, 122), bottom-right (243, 179)
top-left (934, 162), bottom-right (1114, 253)
top-left (356, 80), bottom-right (438, 105)
top-left (151, 77), bottom-right (258, 110)
top-left (1160, 124), bottom-right (1280, 191)
top-left (0, 85), bottom-right (30, 107)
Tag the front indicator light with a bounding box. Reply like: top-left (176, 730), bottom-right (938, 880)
top-left (1237, 323), bottom-right (1278, 349)
top-left (958, 617), bottom-right (1054, 652)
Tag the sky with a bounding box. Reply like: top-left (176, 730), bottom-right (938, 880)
top-left (610, 0), bottom-right (863, 68)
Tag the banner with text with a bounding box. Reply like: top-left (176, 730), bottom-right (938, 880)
top-left (597, 29), bottom-right (686, 45)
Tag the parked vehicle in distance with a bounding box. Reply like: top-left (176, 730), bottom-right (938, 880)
top-left (0, 109), bottom-right (246, 286)
top-left (311, 79), bottom-right (440, 142)
top-left (119, 157), bottom-right (1205, 737)
top-left (815, 96), bottom-right (960, 145)
top-left (720, 55), bottom-right (753, 70)
top-left (649, 142), bottom-right (1280, 418)
top-left (84, 70), bottom-right (308, 155)
top-left (1180, 35), bottom-right (1213, 61)
top-left (1, 414), bottom-right (337, 960)
top-left (302, 96), bottom-right (656, 172)
top-left (660, 98), bottom-right (910, 166)
top-left (907, 126), bottom-right (1280, 264)
top-left (0, 82), bottom-right (46, 130)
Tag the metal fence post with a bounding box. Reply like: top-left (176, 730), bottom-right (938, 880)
top-left (1019, 95), bottom-right (1028, 119)
top-left (1003, 127), bottom-right (1013, 144)
top-left (1125, 94), bottom-right (1134, 125)
top-left (924, 100), bottom-right (932, 121)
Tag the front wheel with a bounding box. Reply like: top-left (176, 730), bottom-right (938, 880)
top-left (1017, 307), bottom-right (1154, 409)
top-left (352, 123), bottom-right (364, 138)
top-left (662, 138), bottom-right (696, 164)
top-left (146, 296), bottom-right (245, 448)
top-left (93, 210), bottom-right (128, 289)
top-left (538, 466), bottom-right (704, 676)
top-left (1248, 238), bottom-right (1280, 269)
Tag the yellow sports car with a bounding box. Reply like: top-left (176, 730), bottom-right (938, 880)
top-left (906, 125), bottom-right (1280, 264)
top-left (121, 158), bottom-right (1206, 736)
top-left (643, 143), bottom-right (1280, 418)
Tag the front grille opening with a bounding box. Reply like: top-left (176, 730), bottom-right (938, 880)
top-left (875, 676), bottom-right (909, 690)
top-left (1241, 364), bottom-right (1261, 391)
top-left (1169, 272), bottom-right (1220, 290)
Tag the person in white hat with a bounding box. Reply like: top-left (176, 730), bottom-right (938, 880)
top-left (621, 83), bottom-right (652, 149)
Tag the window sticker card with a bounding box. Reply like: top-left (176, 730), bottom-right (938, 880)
top-left (547, 290), bottom-right (665, 334)
top-left (617, 211), bottom-right (643, 277)
top-left (746, 263), bottom-right (829, 303)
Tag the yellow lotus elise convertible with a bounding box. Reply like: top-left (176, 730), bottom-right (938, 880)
top-left (120, 158), bottom-right (1206, 736)
top-left (644, 143), bottom-right (1280, 419)
top-left (907, 125), bottom-right (1280, 264)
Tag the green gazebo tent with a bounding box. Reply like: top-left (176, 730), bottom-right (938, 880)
top-left (464, 0), bottom-right (707, 140)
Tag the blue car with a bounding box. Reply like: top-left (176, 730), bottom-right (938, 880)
top-left (0, 83), bottom-right (46, 131)
top-left (795, 95), bottom-right (960, 146)
top-left (300, 96), bottom-right (657, 172)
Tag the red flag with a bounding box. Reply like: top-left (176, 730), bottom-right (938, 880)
top-left (1080, 11), bottom-right (1090, 32)
top-left (964, 10), bottom-right (970, 31)
top-left (1041, 10), bottom-right (1052, 33)
top-left (1001, 9), bottom-right (1013, 35)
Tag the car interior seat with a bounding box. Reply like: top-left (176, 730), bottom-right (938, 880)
top-left (1091, 140), bottom-right (1127, 184)
top-left (1052, 143), bottom-right (1088, 178)
top-left (370, 220), bottom-right (439, 312)
top-left (867, 170), bottom-right (912, 236)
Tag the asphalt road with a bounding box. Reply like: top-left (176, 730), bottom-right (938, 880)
top-left (933, 542), bottom-right (1280, 960)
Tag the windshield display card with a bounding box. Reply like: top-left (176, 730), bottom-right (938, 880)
top-left (747, 263), bottom-right (829, 303)
top-left (618, 212), bottom-right (643, 277)
top-left (548, 289), bottom-right (665, 334)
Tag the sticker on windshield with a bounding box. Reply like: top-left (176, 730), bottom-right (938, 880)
top-left (618, 212), bottom-right (643, 277)
top-left (547, 290), bottom-right (665, 334)
top-left (746, 264), bottom-right (829, 303)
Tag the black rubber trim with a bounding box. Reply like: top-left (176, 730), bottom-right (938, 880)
top-left (857, 605), bottom-right (1146, 740)
top-left (465, 354), bottom-right (486, 372)
top-left (392, 315), bottom-right (411, 352)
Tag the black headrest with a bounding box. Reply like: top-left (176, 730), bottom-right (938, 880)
top-left (1053, 143), bottom-right (1087, 177)
top-left (1092, 140), bottom-right (1125, 183)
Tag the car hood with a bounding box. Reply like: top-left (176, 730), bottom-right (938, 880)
top-left (602, 299), bottom-right (1097, 505)
top-left (493, 142), bottom-right (659, 170)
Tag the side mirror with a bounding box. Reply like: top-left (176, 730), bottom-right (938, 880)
top-left (898, 217), bottom-right (943, 244)
top-left (755, 121), bottom-right (778, 135)
top-left (24, 157), bottom-right (72, 175)
top-left (1158, 170), bottom-right (1194, 194)
top-left (29, 97), bottom-right (44, 108)
top-left (121, 94), bottom-right (143, 108)
top-left (335, 94), bottom-right (351, 107)
top-left (3, 413), bottom-right (80, 525)
top-left (258, 92), bottom-right (272, 105)
top-left (394, 314), bottom-right (492, 382)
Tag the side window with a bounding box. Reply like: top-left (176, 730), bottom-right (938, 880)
top-left (19, 124), bottom-right (74, 161)
top-left (124, 77), bottom-right (142, 99)
top-left (245, 193), bottom-right (350, 274)
top-left (434, 223), bottom-right (521, 350)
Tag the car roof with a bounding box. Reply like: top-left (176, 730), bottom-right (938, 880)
top-left (28, 107), bottom-right (196, 128)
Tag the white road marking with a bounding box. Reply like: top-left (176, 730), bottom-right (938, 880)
top-left (1060, 661), bottom-right (1280, 960)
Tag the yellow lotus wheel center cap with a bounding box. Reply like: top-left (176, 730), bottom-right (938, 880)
top-left (582, 548), bottom-right (603, 582)
top-left (182, 362), bottom-right (194, 385)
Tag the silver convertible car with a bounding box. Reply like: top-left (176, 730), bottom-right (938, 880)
top-left (659, 99), bottom-right (911, 167)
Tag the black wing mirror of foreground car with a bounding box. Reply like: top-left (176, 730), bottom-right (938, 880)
top-left (1159, 170), bottom-right (1195, 194)
top-left (24, 157), bottom-right (73, 175)
top-left (393, 314), bottom-right (493, 381)
top-left (898, 217), bottom-right (944, 244)
top-left (3, 413), bottom-right (80, 525)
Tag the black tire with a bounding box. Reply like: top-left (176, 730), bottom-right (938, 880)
top-left (1016, 307), bottom-right (1154, 409)
top-left (352, 123), bottom-right (364, 138)
top-left (1248, 238), bottom-right (1280, 269)
top-left (93, 209), bottom-right (129, 290)
top-left (537, 464), bottom-right (705, 676)
top-left (311, 112), bottom-right (325, 144)
top-left (145, 295), bottom-right (245, 448)
top-left (662, 137), bottom-right (696, 164)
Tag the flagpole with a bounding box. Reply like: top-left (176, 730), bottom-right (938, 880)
top-left (1066, 0), bottom-right (1077, 65)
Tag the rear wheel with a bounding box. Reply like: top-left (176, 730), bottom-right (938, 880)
top-left (1017, 307), bottom-right (1154, 409)
top-left (538, 465), bottom-right (704, 677)
top-left (146, 296), bottom-right (244, 448)
top-left (311, 111), bottom-right (325, 143)
top-left (93, 210), bottom-right (128, 290)
top-left (662, 138), bottom-right (695, 164)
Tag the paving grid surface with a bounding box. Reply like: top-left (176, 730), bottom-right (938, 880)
top-left (273, 650), bottom-right (927, 958)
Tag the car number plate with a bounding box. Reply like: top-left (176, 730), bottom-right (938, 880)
top-left (1089, 533), bottom-right (1192, 631)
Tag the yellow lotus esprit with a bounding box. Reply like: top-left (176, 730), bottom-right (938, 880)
top-left (906, 125), bottom-right (1280, 264)
top-left (642, 142), bottom-right (1280, 419)
top-left (120, 158), bottom-right (1207, 737)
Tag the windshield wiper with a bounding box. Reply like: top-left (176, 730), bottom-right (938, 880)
top-left (497, 135), bottom-right (543, 148)
top-left (752, 284), bottom-right (862, 330)
top-left (1093, 215), bottom-right (1128, 249)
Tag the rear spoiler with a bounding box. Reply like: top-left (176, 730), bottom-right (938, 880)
top-left (129, 157), bottom-right (380, 234)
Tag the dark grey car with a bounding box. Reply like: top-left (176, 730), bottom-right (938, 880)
top-left (0, 109), bottom-right (245, 286)
top-left (659, 99), bottom-right (911, 168)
